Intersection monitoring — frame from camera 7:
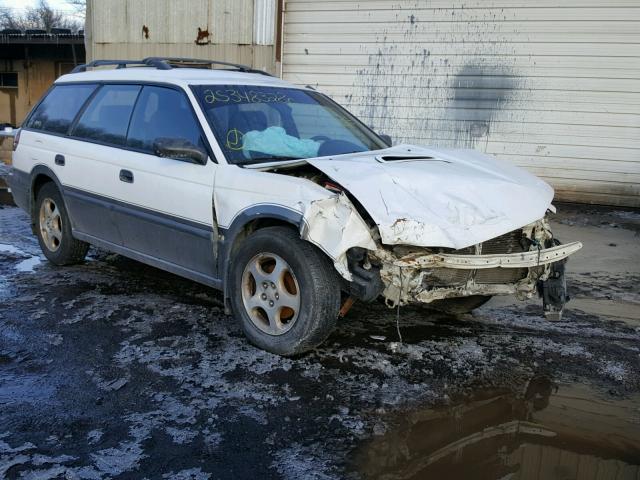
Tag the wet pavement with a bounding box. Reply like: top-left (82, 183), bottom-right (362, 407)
top-left (0, 202), bottom-right (639, 479)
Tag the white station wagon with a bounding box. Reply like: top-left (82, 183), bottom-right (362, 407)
top-left (8, 57), bottom-right (582, 355)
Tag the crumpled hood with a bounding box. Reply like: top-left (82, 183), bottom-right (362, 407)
top-left (307, 144), bottom-right (554, 250)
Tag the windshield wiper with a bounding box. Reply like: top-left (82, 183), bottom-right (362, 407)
top-left (240, 156), bottom-right (301, 165)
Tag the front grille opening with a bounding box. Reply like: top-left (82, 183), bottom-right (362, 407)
top-left (475, 267), bottom-right (528, 284)
top-left (422, 228), bottom-right (531, 290)
top-left (423, 268), bottom-right (472, 288)
top-left (481, 229), bottom-right (529, 255)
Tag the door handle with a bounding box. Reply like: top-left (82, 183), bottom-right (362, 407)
top-left (54, 154), bottom-right (65, 166)
top-left (119, 169), bottom-right (134, 183)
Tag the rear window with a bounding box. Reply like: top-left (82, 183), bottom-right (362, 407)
top-left (26, 84), bottom-right (97, 134)
top-left (72, 84), bottom-right (141, 146)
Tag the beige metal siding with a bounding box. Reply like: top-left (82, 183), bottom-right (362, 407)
top-left (254, 0), bottom-right (277, 45)
top-left (86, 0), bottom-right (276, 73)
top-left (282, 0), bottom-right (640, 207)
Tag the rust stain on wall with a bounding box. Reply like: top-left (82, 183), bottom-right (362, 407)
top-left (195, 27), bottom-right (211, 45)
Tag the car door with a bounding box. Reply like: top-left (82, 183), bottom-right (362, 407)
top-left (64, 83), bottom-right (142, 246)
top-left (108, 85), bottom-right (218, 281)
top-left (17, 83), bottom-right (99, 225)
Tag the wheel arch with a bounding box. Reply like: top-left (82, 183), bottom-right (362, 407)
top-left (218, 205), bottom-right (307, 307)
top-left (29, 166), bottom-right (67, 230)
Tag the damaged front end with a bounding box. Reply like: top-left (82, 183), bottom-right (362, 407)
top-left (368, 218), bottom-right (582, 319)
top-left (255, 156), bottom-right (582, 320)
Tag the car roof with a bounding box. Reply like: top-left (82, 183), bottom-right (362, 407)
top-left (55, 67), bottom-right (303, 89)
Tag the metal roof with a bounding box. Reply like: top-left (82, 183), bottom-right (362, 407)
top-left (0, 32), bottom-right (84, 45)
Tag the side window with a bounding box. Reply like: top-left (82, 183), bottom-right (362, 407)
top-left (26, 84), bottom-right (97, 134)
top-left (127, 86), bottom-right (203, 153)
top-left (72, 84), bottom-right (141, 146)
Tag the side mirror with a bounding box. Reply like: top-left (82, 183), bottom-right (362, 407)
top-left (379, 134), bottom-right (392, 147)
top-left (153, 137), bottom-right (207, 164)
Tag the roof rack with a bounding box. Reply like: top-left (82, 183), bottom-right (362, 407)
top-left (144, 57), bottom-right (273, 76)
top-left (71, 59), bottom-right (170, 73)
top-left (71, 57), bottom-right (273, 76)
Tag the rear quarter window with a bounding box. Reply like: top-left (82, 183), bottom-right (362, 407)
top-left (26, 84), bottom-right (97, 134)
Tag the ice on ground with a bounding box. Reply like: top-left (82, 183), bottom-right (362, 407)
top-left (86, 430), bottom-right (103, 445)
top-left (90, 441), bottom-right (146, 477)
top-left (15, 255), bottom-right (41, 273)
top-left (271, 443), bottom-right (339, 480)
top-left (598, 360), bottom-right (629, 383)
top-left (0, 242), bottom-right (41, 273)
top-left (0, 243), bottom-right (21, 255)
top-left (162, 467), bottom-right (211, 479)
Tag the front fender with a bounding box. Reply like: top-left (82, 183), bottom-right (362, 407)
top-left (300, 193), bottom-right (377, 279)
top-left (214, 167), bottom-right (378, 287)
top-left (218, 194), bottom-right (378, 288)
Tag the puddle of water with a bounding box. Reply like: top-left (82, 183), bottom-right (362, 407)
top-left (354, 377), bottom-right (640, 480)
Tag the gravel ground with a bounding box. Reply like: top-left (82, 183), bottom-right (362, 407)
top-left (0, 202), bottom-right (639, 479)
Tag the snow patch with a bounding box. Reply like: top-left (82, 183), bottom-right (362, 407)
top-left (598, 360), bottom-right (629, 382)
top-left (0, 243), bottom-right (41, 273)
top-left (271, 443), bottom-right (339, 480)
top-left (15, 255), bottom-right (41, 273)
top-left (91, 440), bottom-right (146, 476)
top-left (162, 468), bottom-right (211, 479)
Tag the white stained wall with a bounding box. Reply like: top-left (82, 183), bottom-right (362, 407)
top-left (282, 0), bottom-right (640, 207)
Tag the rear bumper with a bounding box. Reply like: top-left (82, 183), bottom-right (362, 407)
top-left (393, 241), bottom-right (583, 270)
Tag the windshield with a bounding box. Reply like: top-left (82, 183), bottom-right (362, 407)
top-left (192, 85), bottom-right (386, 164)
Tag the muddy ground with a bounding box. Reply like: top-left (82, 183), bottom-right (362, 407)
top-left (0, 202), bottom-right (639, 479)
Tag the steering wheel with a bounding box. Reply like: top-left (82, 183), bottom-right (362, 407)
top-left (311, 135), bottom-right (331, 142)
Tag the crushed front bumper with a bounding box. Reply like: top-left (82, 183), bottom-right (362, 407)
top-left (370, 219), bottom-right (582, 308)
top-left (393, 241), bottom-right (582, 270)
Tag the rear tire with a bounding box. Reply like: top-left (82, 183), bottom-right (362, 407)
top-left (34, 182), bottom-right (89, 265)
top-left (427, 295), bottom-right (492, 314)
top-left (228, 226), bottom-right (340, 356)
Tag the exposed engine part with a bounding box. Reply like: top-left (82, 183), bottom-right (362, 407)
top-left (347, 247), bottom-right (384, 302)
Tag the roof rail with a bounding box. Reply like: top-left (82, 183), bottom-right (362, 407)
top-left (142, 57), bottom-right (274, 76)
top-left (71, 58), bottom-right (170, 73)
top-left (71, 57), bottom-right (274, 76)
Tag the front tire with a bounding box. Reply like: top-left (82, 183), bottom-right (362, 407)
top-left (34, 182), bottom-right (89, 265)
top-left (228, 227), bottom-right (340, 356)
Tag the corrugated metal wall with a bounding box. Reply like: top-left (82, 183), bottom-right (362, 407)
top-left (86, 0), bottom-right (277, 73)
top-left (282, 0), bottom-right (640, 207)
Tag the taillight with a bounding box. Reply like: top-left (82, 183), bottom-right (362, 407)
top-left (12, 129), bottom-right (20, 151)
